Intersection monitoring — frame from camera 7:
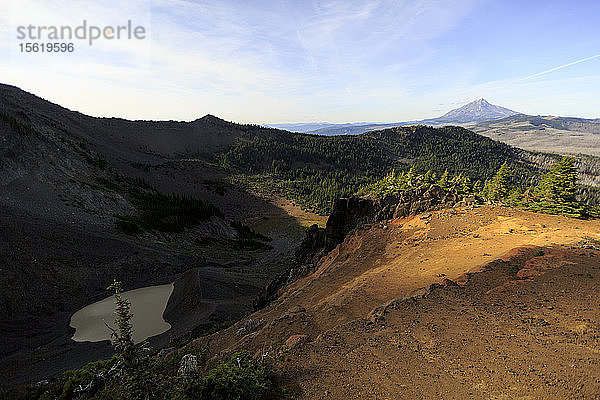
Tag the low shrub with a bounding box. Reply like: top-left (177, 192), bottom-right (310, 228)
top-left (173, 352), bottom-right (282, 400)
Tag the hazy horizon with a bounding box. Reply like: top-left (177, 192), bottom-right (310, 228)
top-left (4, 84), bottom-right (597, 126)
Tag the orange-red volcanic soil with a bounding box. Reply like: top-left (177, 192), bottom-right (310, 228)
top-left (192, 205), bottom-right (600, 399)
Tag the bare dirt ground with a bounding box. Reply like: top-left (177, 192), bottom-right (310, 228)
top-left (243, 196), bottom-right (327, 244)
top-left (194, 205), bottom-right (600, 399)
top-left (272, 197), bottom-right (328, 229)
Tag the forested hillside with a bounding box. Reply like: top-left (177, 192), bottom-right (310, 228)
top-left (219, 125), bottom-right (541, 213)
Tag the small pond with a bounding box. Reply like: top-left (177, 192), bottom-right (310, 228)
top-left (70, 283), bottom-right (174, 344)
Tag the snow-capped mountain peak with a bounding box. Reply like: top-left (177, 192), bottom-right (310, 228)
top-left (439, 99), bottom-right (519, 123)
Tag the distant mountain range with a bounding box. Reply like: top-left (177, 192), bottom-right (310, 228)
top-left (267, 98), bottom-right (520, 134)
top-left (266, 99), bottom-right (600, 156)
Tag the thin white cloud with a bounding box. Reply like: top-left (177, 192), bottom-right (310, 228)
top-left (1, 0), bottom-right (486, 122)
top-left (518, 54), bottom-right (600, 81)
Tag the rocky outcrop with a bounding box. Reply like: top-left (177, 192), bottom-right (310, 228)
top-left (295, 184), bottom-right (473, 267)
top-left (254, 184), bottom-right (478, 310)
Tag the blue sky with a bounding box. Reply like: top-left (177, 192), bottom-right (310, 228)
top-left (1, 0), bottom-right (599, 122)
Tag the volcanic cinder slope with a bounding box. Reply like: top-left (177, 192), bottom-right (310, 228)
top-left (0, 84), bottom-right (310, 386)
top-left (193, 205), bottom-right (600, 399)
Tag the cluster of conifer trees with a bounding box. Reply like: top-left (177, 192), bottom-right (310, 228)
top-left (361, 157), bottom-right (597, 219)
top-left (357, 167), bottom-right (481, 196)
top-left (482, 157), bottom-right (597, 218)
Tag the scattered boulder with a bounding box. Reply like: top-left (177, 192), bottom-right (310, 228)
top-left (368, 296), bottom-right (415, 322)
top-left (156, 347), bottom-right (177, 361)
top-left (441, 278), bottom-right (459, 287)
top-left (463, 195), bottom-right (476, 206)
top-left (393, 203), bottom-right (410, 218)
top-left (236, 318), bottom-right (264, 337)
top-left (284, 334), bottom-right (310, 350)
top-left (178, 354), bottom-right (198, 377)
top-left (288, 305), bottom-right (306, 314)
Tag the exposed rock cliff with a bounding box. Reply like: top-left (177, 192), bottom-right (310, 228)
top-left (254, 184), bottom-right (477, 309)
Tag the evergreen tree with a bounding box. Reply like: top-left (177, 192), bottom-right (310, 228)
top-left (405, 167), bottom-right (416, 187)
top-left (529, 156), bottom-right (583, 217)
top-left (506, 188), bottom-right (524, 207)
top-left (106, 280), bottom-right (137, 366)
top-left (423, 169), bottom-right (436, 185)
top-left (472, 180), bottom-right (483, 194)
top-left (437, 169), bottom-right (450, 189)
top-left (482, 161), bottom-right (511, 202)
top-left (452, 174), bottom-right (471, 194)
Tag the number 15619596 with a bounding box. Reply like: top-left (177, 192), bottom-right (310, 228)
top-left (19, 42), bottom-right (74, 52)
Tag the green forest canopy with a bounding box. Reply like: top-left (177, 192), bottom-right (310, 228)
top-left (220, 125), bottom-right (542, 214)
